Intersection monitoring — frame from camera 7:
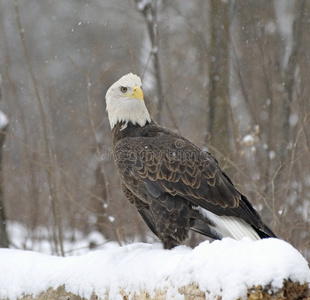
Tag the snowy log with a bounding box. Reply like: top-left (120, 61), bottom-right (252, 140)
top-left (15, 280), bottom-right (310, 300)
top-left (1, 238), bottom-right (309, 300)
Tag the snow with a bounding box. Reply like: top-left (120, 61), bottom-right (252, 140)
top-left (136, 0), bottom-right (151, 12)
top-left (0, 238), bottom-right (309, 300)
top-left (0, 110), bottom-right (8, 129)
top-left (289, 113), bottom-right (299, 127)
top-left (241, 134), bottom-right (255, 146)
top-left (6, 222), bottom-right (115, 256)
top-left (269, 150), bottom-right (276, 160)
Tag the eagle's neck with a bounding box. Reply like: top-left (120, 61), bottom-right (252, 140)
top-left (107, 100), bottom-right (151, 131)
top-left (112, 121), bottom-right (152, 147)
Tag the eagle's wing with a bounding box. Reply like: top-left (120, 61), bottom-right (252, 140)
top-left (121, 183), bottom-right (157, 236)
top-left (115, 124), bottom-right (275, 238)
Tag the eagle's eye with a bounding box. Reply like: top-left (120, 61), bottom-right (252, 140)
top-left (120, 86), bottom-right (128, 93)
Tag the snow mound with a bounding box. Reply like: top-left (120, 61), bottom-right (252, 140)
top-left (0, 238), bottom-right (309, 300)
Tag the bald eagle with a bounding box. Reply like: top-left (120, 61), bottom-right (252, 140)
top-left (105, 73), bottom-right (276, 249)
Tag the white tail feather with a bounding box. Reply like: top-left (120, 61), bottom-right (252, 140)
top-left (197, 208), bottom-right (261, 241)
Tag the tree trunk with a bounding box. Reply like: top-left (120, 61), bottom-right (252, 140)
top-left (279, 0), bottom-right (306, 164)
top-left (0, 121), bottom-right (9, 248)
top-left (136, 0), bottom-right (165, 124)
top-left (207, 0), bottom-right (231, 157)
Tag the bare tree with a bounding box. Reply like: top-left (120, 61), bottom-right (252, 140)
top-left (14, 0), bottom-right (64, 256)
top-left (279, 0), bottom-right (306, 164)
top-left (207, 0), bottom-right (231, 157)
top-left (136, 0), bottom-right (165, 123)
top-left (0, 75), bottom-right (9, 248)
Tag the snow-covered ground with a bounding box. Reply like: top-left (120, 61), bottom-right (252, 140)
top-left (0, 237), bottom-right (309, 300)
top-left (6, 221), bottom-right (118, 256)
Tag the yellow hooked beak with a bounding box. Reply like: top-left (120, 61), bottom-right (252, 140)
top-left (124, 86), bottom-right (144, 102)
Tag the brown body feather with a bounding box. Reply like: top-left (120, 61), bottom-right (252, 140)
top-left (112, 121), bottom-right (276, 249)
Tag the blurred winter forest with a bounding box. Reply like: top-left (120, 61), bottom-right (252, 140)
top-left (0, 0), bottom-right (309, 259)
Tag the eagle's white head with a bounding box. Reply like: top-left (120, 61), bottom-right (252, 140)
top-left (105, 73), bottom-right (151, 130)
